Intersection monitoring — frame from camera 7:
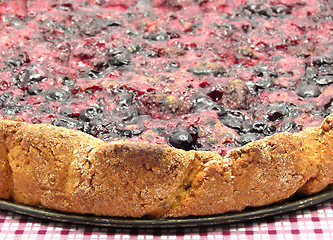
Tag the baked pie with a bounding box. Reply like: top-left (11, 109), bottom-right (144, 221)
top-left (0, 0), bottom-right (332, 218)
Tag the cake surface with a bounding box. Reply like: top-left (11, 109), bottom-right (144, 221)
top-left (0, 0), bottom-right (332, 218)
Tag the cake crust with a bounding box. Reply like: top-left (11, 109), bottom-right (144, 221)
top-left (0, 113), bottom-right (332, 218)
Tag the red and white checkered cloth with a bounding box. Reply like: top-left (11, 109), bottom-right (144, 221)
top-left (0, 199), bottom-right (333, 240)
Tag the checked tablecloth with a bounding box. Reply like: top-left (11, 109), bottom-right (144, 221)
top-left (0, 199), bottom-right (333, 240)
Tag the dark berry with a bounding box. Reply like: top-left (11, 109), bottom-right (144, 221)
top-left (251, 121), bottom-right (268, 133)
top-left (5, 58), bottom-right (22, 68)
top-left (278, 121), bottom-right (301, 133)
top-left (27, 85), bottom-right (43, 95)
top-left (116, 93), bottom-right (133, 107)
top-left (86, 70), bottom-right (100, 79)
top-left (61, 76), bottom-right (76, 86)
top-left (167, 129), bottom-right (194, 151)
top-left (79, 106), bottom-right (104, 122)
top-left (192, 95), bottom-right (227, 116)
top-left (3, 104), bottom-right (21, 115)
top-left (254, 67), bottom-right (278, 78)
top-left (107, 19), bottom-right (122, 27)
top-left (114, 106), bottom-right (139, 122)
top-left (296, 85), bottom-right (321, 98)
top-left (313, 57), bottom-right (333, 67)
top-left (60, 108), bottom-right (76, 117)
top-left (266, 103), bottom-right (291, 121)
top-left (319, 65), bottom-right (333, 76)
top-left (315, 75), bottom-right (333, 85)
top-left (51, 3), bottom-right (74, 11)
top-left (164, 61), bottom-right (181, 72)
top-left (109, 53), bottom-right (131, 66)
top-left (52, 118), bottom-right (83, 129)
top-left (127, 43), bottom-right (144, 53)
top-left (207, 89), bottom-right (224, 101)
top-left (92, 58), bottom-right (109, 72)
top-left (44, 89), bottom-right (68, 102)
top-left (118, 128), bottom-right (143, 138)
top-left (0, 91), bottom-right (13, 105)
top-left (16, 69), bottom-right (45, 89)
top-left (219, 111), bottom-right (245, 132)
top-left (255, 78), bottom-right (275, 89)
top-left (90, 121), bottom-right (117, 137)
top-left (272, 4), bottom-right (292, 16)
top-left (238, 133), bottom-right (259, 145)
top-left (192, 96), bottom-right (215, 111)
top-left (147, 31), bottom-right (169, 41)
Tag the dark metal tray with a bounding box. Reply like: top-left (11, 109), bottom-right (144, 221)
top-left (0, 186), bottom-right (332, 228)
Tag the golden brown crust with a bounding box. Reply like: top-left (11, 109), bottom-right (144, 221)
top-left (0, 114), bottom-right (333, 218)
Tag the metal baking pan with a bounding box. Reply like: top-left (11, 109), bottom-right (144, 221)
top-left (0, 185), bottom-right (332, 228)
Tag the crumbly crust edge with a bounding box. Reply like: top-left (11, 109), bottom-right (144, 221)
top-left (0, 113), bottom-right (332, 218)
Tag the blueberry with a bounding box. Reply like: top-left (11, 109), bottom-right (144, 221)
top-left (5, 58), bottom-right (22, 68)
top-left (313, 57), bottom-right (333, 67)
top-left (27, 85), bottom-right (43, 95)
top-left (109, 53), bottom-right (131, 66)
top-left (319, 65), bottom-right (333, 76)
top-left (107, 19), bottom-right (122, 27)
top-left (211, 105), bottom-right (227, 116)
top-left (164, 61), bottom-right (180, 72)
top-left (39, 105), bottom-right (53, 113)
top-left (272, 4), bottom-right (292, 16)
top-left (254, 67), bottom-right (278, 78)
top-left (16, 69), bottom-right (45, 89)
top-left (86, 70), bottom-right (100, 79)
top-left (51, 3), bottom-right (73, 12)
top-left (79, 106), bottom-right (104, 122)
top-left (146, 49), bottom-right (161, 58)
top-left (238, 133), bottom-right (259, 145)
top-left (127, 43), bottom-right (143, 53)
top-left (255, 78), bottom-right (275, 89)
top-left (0, 91), bottom-right (13, 105)
top-left (44, 89), bottom-right (68, 102)
top-left (61, 76), bottom-right (76, 86)
top-left (92, 58), bottom-right (109, 72)
top-left (315, 75), bottom-right (333, 85)
top-left (296, 85), bottom-right (321, 98)
top-left (192, 95), bottom-right (227, 116)
top-left (117, 93), bottom-right (133, 107)
top-left (60, 108), bottom-right (75, 117)
top-left (90, 121), bottom-right (117, 137)
top-left (192, 96), bottom-right (215, 111)
top-left (266, 104), bottom-right (289, 121)
top-left (251, 121), bottom-right (268, 133)
top-left (167, 129), bottom-right (194, 151)
top-left (52, 118), bottom-right (83, 129)
top-left (118, 128), bottom-right (143, 138)
top-left (3, 105), bottom-right (21, 115)
top-left (219, 111), bottom-right (245, 132)
top-left (114, 106), bottom-right (139, 122)
top-left (278, 121), bottom-right (301, 133)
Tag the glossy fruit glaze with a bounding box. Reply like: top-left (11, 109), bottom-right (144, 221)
top-left (0, 0), bottom-right (332, 155)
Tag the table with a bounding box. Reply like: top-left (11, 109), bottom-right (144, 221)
top-left (0, 199), bottom-right (332, 240)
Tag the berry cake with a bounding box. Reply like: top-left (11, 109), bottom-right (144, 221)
top-left (0, 0), bottom-right (332, 218)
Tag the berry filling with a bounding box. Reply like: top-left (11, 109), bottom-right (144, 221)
top-left (0, 0), bottom-right (332, 156)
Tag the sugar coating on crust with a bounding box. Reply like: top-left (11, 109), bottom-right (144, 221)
top-left (0, 115), bottom-right (333, 218)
